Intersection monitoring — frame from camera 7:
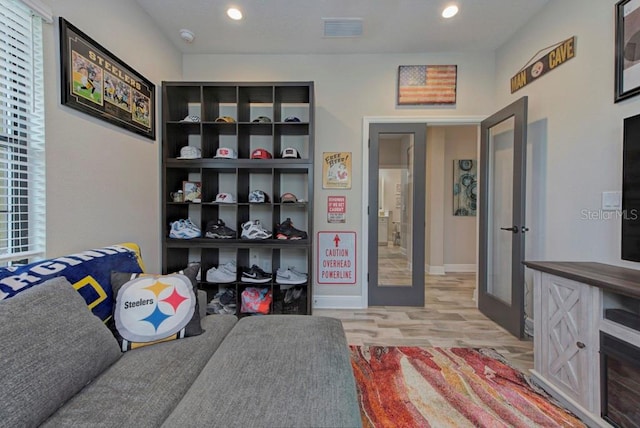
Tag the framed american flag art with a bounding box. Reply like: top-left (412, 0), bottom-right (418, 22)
top-left (397, 65), bottom-right (457, 105)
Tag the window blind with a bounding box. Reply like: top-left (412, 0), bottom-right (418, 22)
top-left (0, 0), bottom-right (45, 265)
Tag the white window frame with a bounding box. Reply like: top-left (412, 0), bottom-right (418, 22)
top-left (0, 0), bottom-right (49, 265)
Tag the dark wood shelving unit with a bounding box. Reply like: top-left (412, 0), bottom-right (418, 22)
top-left (162, 81), bottom-right (314, 316)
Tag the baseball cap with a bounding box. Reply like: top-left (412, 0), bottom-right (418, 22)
top-left (214, 147), bottom-right (238, 159)
top-left (251, 148), bottom-right (273, 159)
top-left (214, 192), bottom-right (235, 203)
top-left (215, 116), bottom-right (236, 123)
top-left (280, 192), bottom-right (298, 203)
top-left (252, 116), bottom-right (272, 123)
top-left (284, 116), bottom-right (301, 122)
top-left (249, 190), bottom-right (270, 203)
top-left (281, 147), bottom-right (301, 159)
top-left (177, 146), bottom-right (202, 159)
top-left (180, 115), bottom-right (200, 122)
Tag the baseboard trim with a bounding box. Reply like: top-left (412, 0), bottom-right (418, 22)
top-left (444, 264), bottom-right (476, 273)
top-left (425, 265), bottom-right (445, 275)
top-left (313, 295), bottom-right (365, 309)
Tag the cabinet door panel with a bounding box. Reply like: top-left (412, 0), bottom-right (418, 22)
top-left (541, 274), bottom-right (590, 404)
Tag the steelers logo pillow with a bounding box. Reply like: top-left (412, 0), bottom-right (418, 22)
top-left (113, 273), bottom-right (195, 350)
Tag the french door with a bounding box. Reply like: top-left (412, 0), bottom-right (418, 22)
top-left (478, 97), bottom-right (528, 338)
top-left (368, 123), bottom-right (425, 306)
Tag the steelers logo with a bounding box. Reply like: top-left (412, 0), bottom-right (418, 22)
top-left (114, 274), bottom-right (195, 343)
top-left (531, 61), bottom-right (544, 78)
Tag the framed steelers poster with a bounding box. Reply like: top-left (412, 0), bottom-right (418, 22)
top-left (59, 18), bottom-right (156, 140)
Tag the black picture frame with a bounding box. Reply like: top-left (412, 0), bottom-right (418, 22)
top-left (182, 181), bottom-right (202, 203)
top-left (59, 17), bottom-right (156, 139)
top-left (615, 0), bottom-right (640, 102)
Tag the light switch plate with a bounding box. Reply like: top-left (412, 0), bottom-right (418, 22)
top-left (602, 191), bottom-right (622, 211)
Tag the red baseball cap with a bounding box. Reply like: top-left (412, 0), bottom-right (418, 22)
top-left (250, 148), bottom-right (273, 159)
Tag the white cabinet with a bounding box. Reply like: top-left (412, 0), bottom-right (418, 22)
top-left (532, 272), bottom-right (600, 411)
top-left (525, 261), bottom-right (640, 427)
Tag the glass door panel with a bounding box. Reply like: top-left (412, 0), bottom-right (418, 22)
top-left (377, 135), bottom-right (413, 287)
top-left (487, 117), bottom-right (515, 304)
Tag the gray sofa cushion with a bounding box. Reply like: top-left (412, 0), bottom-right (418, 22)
top-left (0, 277), bottom-right (122, 428)
top-left (42, 314), bottom-right (237, 428)
top-left (162, 315), bottom-right (362, 428)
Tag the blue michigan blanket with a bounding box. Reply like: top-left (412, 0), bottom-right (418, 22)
top-left (0, 243), bottom-right (145, 322)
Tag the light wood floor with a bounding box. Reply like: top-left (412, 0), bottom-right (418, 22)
top-left (314, 272), bottom-right (534, 372)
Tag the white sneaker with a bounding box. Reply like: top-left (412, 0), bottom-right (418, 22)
top-left (169, 219), bottom-right (201, 239)
top-left (276, 267), bottom-right (308, 285)
top-left (220, 260), bottom-right (237, 274)
top-left (289, 266), bottom-right (307, 277)
top-left (206, 261), bottom-right (237, 283)
top-left (184, 218), bottom-right (202, 234)
top-left (241, 220), bottom-right (272, 240)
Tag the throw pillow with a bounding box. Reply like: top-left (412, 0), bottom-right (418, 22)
top-left (110, 263), bottom-right (202, 351)
top-left (0, 243), bottom-right (145, 322)
top-left (0, 277), bottom-right (122, 427)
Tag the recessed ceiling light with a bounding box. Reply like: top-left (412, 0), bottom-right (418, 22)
top-left (442, 5), bottom-right (459, 18)
top-left (227, 7), bottom-right (243, 20)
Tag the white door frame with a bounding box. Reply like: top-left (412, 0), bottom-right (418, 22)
top-left (361, 116), bottom-right (487, 308)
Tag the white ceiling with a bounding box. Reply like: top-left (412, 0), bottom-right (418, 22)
top-left (133, 0), bottom-right (550, 55)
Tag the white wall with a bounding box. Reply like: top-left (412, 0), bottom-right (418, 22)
top-left (379, 169), bottom-right (401, 226)
top-left (495, 0), bottom-right (640, 268)
top-left (426, 127), bottom-right (445, 273)
top-left (184, 53), bottom-right (496, 301)
top-left (379, 137), bottom-right (403, 228)
top-left (42, 0), bottom-right (182, 271)
top-left (443, 126), bottom-right (477, 268)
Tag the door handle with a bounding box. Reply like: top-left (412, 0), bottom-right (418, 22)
top-left (500, 226), bottom-right (519, 233)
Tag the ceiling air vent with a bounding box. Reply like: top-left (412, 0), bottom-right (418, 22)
top-left (323, 18), bottom-right (363, 38)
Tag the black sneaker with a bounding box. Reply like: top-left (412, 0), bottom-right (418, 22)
top-left (205, 219), bottom-right (237, 239)
top-left (241, 265), bottom-right (272, 283)
top-left (284, 286), bottom-right (305, 304)
top-left (219, 288), bottom-right (236, 305)
top-left (275, 218), bottom-right (308, 240)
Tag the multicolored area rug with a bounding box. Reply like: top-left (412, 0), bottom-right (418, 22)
top-left (350, 346), bottom-right (586, 428)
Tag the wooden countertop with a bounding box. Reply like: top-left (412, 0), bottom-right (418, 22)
top-left (523, 261), bottom-right (640, 299)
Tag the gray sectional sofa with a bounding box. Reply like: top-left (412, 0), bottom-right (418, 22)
top-left (0, 276), bottom-right (361, 427)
